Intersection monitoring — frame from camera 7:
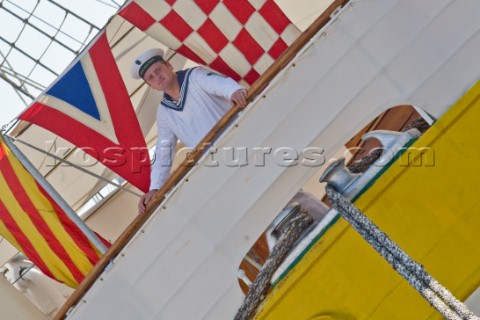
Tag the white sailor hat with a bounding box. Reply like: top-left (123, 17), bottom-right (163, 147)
top-left (131, 48), bottom-right (165, 79)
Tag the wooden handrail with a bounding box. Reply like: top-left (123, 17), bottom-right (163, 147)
top-left (54, 1), bottom-right (350, 318)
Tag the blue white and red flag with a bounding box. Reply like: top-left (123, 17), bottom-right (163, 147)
top-left (19, 32), bottom-right (150, 192)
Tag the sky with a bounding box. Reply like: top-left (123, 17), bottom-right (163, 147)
top-left (0, 0), bottom-right (126, 128)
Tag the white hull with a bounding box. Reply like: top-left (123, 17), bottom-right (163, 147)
top-left (65, 0), bottom-right (480, 319)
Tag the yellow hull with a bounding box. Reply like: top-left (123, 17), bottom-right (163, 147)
top-left (255, 82), bottom-right (480, 319)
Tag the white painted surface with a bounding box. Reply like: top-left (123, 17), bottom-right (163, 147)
top-left (466, 287), bottom-right (480, 316)
top-left (0, 275), bottom-right (48, 320)
top-left (67, 1), bottom-right (480, 319)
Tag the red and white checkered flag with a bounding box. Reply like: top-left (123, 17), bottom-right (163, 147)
top-left (119, 0), bottom-right (300, 85)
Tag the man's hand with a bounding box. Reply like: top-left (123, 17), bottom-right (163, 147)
top-left (138, 189), bottom-right (158, 214)
top-left (231, 89), bottom-right (248, 108)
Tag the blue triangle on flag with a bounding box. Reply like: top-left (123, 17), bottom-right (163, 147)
top-left (46, 62), bottom-right (101, 120)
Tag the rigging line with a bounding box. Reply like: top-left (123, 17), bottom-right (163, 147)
top-left (1, 119), bottom-right (20, 136)
top-left (4, 0), bottom-right (103, 53)
top-left (38, 139), bottom-right (89, 182)
top-left (5, 5), bottom-right (95, 87)
top-left (47, 0), bottom-right (104, 30)
top-left (0, 68), bottom-right (34, 112)
top-left (0, 36), bottom-right (60, 76)
top-left (7, 1), bottom-right (43, 85)
top-left (7, 0), bottom-right (41, 41)
top-left (111, 0), bottom-right (124, 7)
top-left (36, 136), bottom-right (63, 175)
top-left (107, 17), bottom-right (132, 49)
top-left (0, 58), bottom-right (40, 86)
top-left (37, 137), bottom-right (88, 183)
top-left (0, 59), bottom-right (45, 90)
top-left (0, 2), bottom-right (39, 72)
top-left (0, 72), bottom-right (35, 100)
top-left (4, 1), bottom-right (96, 49)
top-left (109, 24), bottom-right (139, 51)
top-left (94, 0), bottom-right (121, 10)
top-left (0, 65), bottom-right (46, 92)
top-left (22, 17), bottom-right (69, 90)
top-left (34, 137), bottom-right (89, 181)
top-left (79, 28), bottom-right (97, 49)
top-left (13, 137), bottom-right (142, 197)
top-left (0, 42), bottom-right (32, 86)
top-left (0, 5), bottom-right (79, 54)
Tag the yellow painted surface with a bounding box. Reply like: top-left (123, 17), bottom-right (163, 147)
top-left (254, 82), bottom-right (480, 320)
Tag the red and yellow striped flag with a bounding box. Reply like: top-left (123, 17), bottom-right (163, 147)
top-left (0, 136), bottom-right (109, 288)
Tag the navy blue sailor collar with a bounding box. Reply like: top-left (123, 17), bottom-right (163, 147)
top-left (160, 67), bottom-right (196, 112)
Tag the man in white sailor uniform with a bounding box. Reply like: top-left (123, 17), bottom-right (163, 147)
top-left (132, 48), bottom-right (248, 213)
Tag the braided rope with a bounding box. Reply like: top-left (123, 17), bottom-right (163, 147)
top-left (326, 186), bottom-right (479, 320)
top-left (234, 209), bottom-right (313, 320)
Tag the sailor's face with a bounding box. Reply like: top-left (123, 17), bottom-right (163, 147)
top-left (144, 61), bottom-right (175, 91)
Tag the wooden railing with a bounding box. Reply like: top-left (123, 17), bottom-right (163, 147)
top-left (54, 0), bottom-right (351, 318)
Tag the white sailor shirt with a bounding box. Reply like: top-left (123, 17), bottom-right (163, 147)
top-left (149, 66), bottom-right (244, 191)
